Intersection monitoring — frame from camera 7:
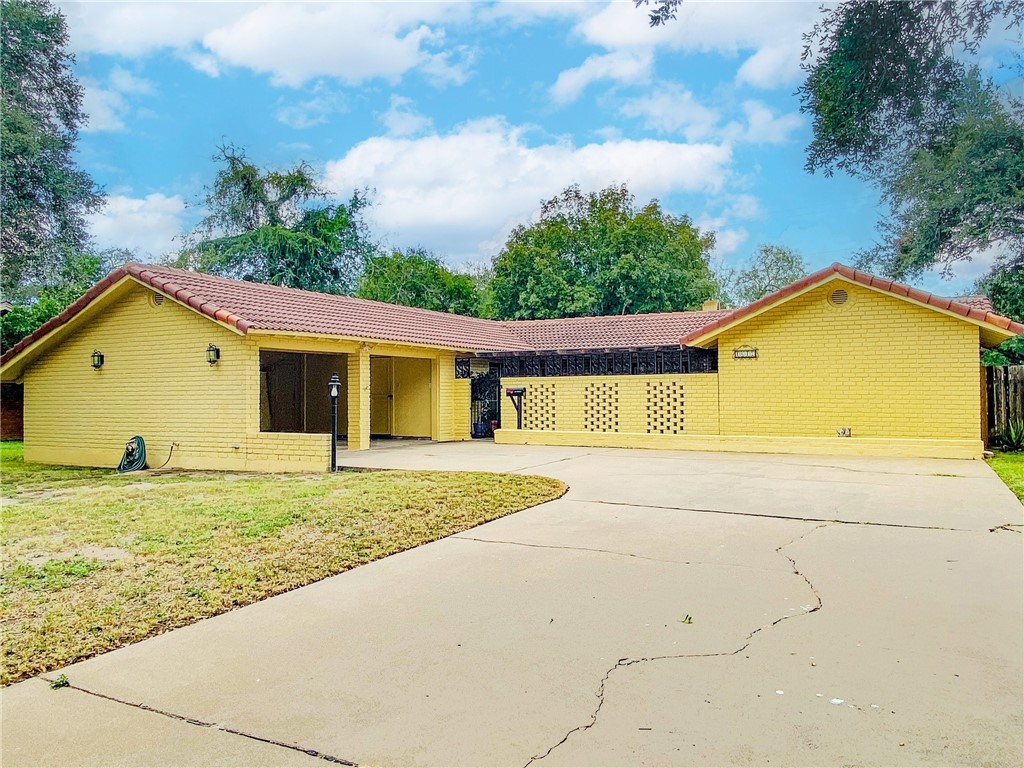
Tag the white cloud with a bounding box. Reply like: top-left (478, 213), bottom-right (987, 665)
top-left (722, 194), bottom-right (763, 221)
top-left (574, 1), bottom-right (818, 90)
top-left (59, 1), bottom-right (245, 57)
top-left (203, 4), bottom-right (468, 87)
top-left (380, 96), bottom-right (433, 137)
top-left (725, 101), bottom-right (803, 144)
top-left (87, 194), bottom-right (187, 259)
top-left (478, 1), bottom-right (595, 28)
top-left (620, 84), bottom-right (721, 140)
top-left (108, 66), bottom-right (153, 95)
top-left (323, 117), bottom-right (732, 262)
top-left (275, 83), bottom-right (347, 130)
top-left (550, 50), bottom-right (652, 104)
top-left (714, 228), bottom-right (750, 256)
top-left (82, 81), bottom-right (128, 132)
top-left (61, 1), bottom-right (474, 88)
top-left (81, 67), bottom-right (155, 133)
top-left (736, 44), bottom-right (803, 89)
top-left (620, 88), bottom-right (801, 146)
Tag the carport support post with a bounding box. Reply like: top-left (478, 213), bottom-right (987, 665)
top-left (328, 373), bottom-right (340, 471)
top-left (348, 346), bottom-right (371, 451)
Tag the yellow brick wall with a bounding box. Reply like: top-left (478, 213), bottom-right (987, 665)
top-left (347, 346), bottom-right (371, 450)
top-left (717, 280), bottom-right (980, 440)
top-left (435, 351), bottom-right (471, 442)
top-left (24, 283), bottom-right (255, 470)
top-left (499, 374), bottom-right (720, 436)
top-left (20, 287), bottom-right (476, 471)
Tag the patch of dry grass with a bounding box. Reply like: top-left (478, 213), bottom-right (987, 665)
top-left (0, 442), bottom-right (565, 685)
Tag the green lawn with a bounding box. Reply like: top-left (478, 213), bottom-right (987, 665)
top-left (0, 441), bottom-right (565, 686)
top-left (987, 451), bottom-right (1024, 503)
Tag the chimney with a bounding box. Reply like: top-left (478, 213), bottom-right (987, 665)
top-left (702, 299), bottom-right (721, 311)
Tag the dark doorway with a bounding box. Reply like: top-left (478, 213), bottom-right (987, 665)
top-left (470, 364), bottom-right (501, 438)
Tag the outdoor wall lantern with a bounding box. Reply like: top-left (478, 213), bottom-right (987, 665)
top-left (91, 350), bottom-right (104, 369)
top-left (328, 373), bottom-right (341, 472)
top-left (732, 345), bottom-right (758, 360)
top-left (206, 344), bottom-right (221, 365)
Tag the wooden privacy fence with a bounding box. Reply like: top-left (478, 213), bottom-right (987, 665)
top-left (986, 366), bottom-right (1024, 441)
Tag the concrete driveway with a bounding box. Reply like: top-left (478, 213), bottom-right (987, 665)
top-left (4, 444), bottom-right (1022, 767)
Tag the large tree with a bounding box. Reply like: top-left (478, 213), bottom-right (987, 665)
top-left (1, 0), bottom-right (103, 300)
top-left (638, 0), bottom-right (1023, 282)
top-left (860, 80), bottom-right (1024, 280)
top-left (0, 248), bottom-right (130, 352)
top-left (797, 2), bottom-right (1024, 281)
top-left (178, 145), bottom-right (373, 294)
top-left (489, 184), bottom-right (718, 320)
top-left (356, 249), bottom-right (480, 316)
top-left (729, 245), bottom-right (808, 305)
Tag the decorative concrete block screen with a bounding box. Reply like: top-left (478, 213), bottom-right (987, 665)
top-left (646, 380), bottom-right (687, 434)
top-left (503, 374), bottom-right (719, 437)
top-left (584, 382), bottom-right (619, 432)
top-left (521, 381), bottom-right (557, 431)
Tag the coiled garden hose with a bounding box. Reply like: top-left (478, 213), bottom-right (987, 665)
top-left (116, 436), bottom-right (147, 473)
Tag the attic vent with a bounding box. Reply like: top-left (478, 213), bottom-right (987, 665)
top-left (151, 292), bottom-right (164, 307)
top-left (829, 288), bottom-right (849, 306)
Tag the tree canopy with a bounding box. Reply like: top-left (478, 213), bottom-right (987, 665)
top-left (858, 80), bottom-right (1024, 280)
top-left (729, 245), bottom-right (808, 305)
top-left (0, 0), bottom-right (103, 300)
top-left (0, 248), bottom-right (130, 352)
top-left (798, 1), bottom-right (1023, 280)
top-left (639, 1), bottom-right (1023, 284)
top-left (489, 184), bottom-right (718, 320)
top-left (177, 145), bottom-right (373, 294)
top-left (356, 249), bottom-right (480, 316)
top-left (798, 1), bottom-right (1022, 177)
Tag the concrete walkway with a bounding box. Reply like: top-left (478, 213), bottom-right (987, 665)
top-left (4, 444), bottom-right (1022, 766)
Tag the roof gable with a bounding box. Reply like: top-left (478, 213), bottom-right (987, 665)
top-left (679, 263), bottom-right (1023, 349)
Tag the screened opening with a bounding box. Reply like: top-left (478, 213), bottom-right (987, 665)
top-left (259, 351), bottom-right (348, 434)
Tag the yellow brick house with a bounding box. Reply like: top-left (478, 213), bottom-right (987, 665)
top-left (1, 262), bottom-right (1019, 470)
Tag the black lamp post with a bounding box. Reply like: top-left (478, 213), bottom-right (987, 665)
top-left (328, 373), bottom-right (340, 471)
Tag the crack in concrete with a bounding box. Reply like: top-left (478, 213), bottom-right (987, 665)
top-left (512, 453), bottom-right (596, 473)
top-left (989, 523), bottom-right (1022, 534)
top-left (574, 498), bottom-right (978, 532)
top-left (547, 450), bottom-right (973, 479)
top-left (453, 535), bottom-right (784, 572)
top-left (521, 524), bottom-right (828, 767)
top-left (39, 677), bottom-right (358, 766)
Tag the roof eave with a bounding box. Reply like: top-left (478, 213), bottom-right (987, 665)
top-left (679, 266), bottom-right (1024, 349)
top-left (0, 268), bottom-right (249, 381)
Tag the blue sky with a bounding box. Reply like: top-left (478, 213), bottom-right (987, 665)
top-left (64, 0), bottom-right (1016, 294)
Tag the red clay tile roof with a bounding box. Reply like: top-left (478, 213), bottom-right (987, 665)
top-left (501, 310), bottom-right (731, 352)
top-left (954, 294), bottom-right (995, 313)
top-left (678, 262), bottom-right (1024, 346)
top-left (125, 264), bottom-right (526, 351)
top-left (4, 262), bottom-right (1020, 368)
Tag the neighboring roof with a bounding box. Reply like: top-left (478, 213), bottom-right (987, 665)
top-left (497, 310), bottom-right (731, 353)
top-left (679, 262), bottom-right (1024, 348)
top-left (954, 294), bottom-right (995, 313)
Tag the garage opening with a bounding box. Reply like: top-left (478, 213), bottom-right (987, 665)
top-left (259, 351), bottom-right (348, 435)
top-left (370, 356), bottom-right (432, 439)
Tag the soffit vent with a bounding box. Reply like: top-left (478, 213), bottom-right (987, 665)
top-left (829, 288), bottom-right (849, 306)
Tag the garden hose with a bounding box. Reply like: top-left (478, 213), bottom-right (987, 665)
top-left (116, 436), bottom-right (147, 473)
